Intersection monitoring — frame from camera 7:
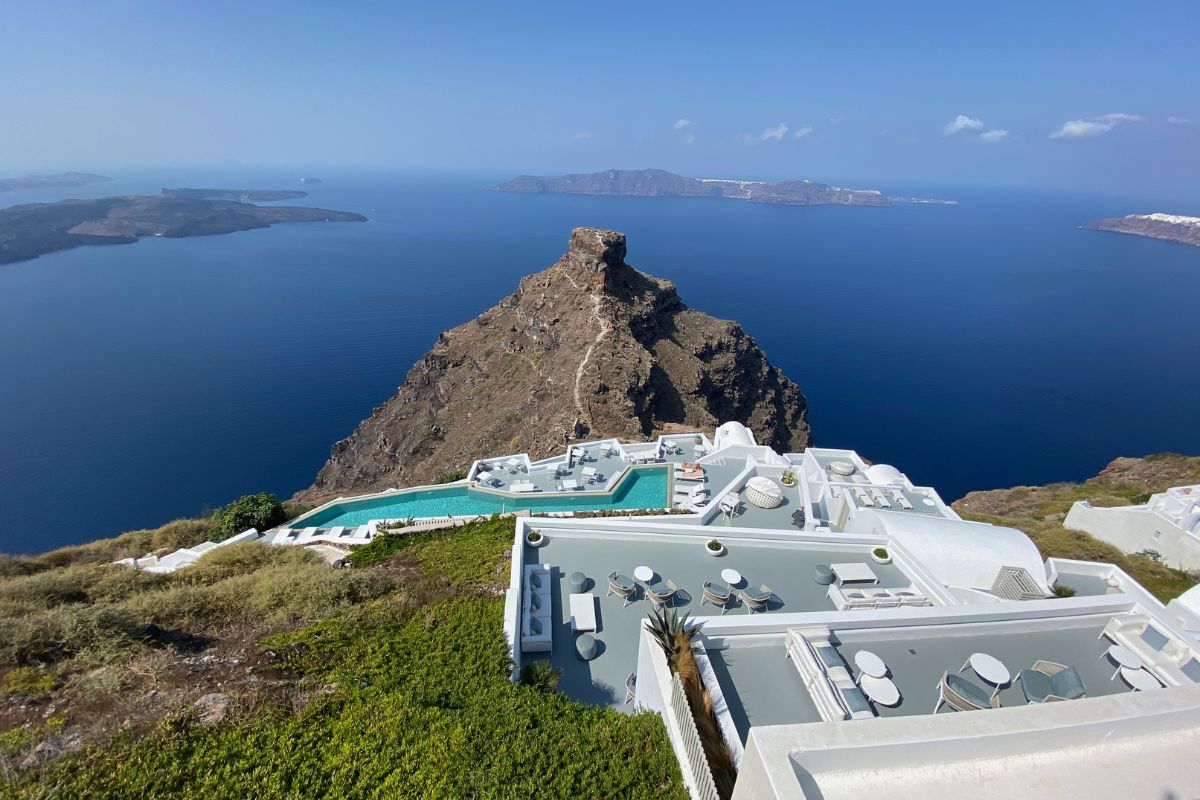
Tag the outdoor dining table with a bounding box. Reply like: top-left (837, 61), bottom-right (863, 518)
top-left (1106, 645), bottom-right (1143, 680)
top-left (854, 650), bottom-right (888, 679)
top-left (859, 674), bottom-right (901, 706)
top-left (633, 565), bottom-right (654, 582)
top-left (562, 479), bottom-right (579, 491)
top-left (720, 568), bottom-right (743, 586)
top-left (581, 467), bottom-right (597, 480)
top-left (1120, 666), bottom-right (1162, 691)
top-left (475, 471), bottom-right (493, 483)
top-left (961, 652), bottom-right (1010, 697)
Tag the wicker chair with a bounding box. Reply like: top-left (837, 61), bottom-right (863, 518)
top-left (701, 581), bottom-right (731, 614)
top-left (606, 571), bottom-right (636, 608)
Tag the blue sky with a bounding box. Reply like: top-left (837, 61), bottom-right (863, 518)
top-left (1, 1), bottom-right (1196, 198)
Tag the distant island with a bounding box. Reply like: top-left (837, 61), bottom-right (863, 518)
top-left (0, 189), bottom-right (366, 265)
top-left (491, 168), bottom-right (956, 206)
top-left (1084, 213), bottom-right (1200, 248)
top-left (161, 188), bottom-right (308, 202)
top-left (0, 172), bottom-right (112, 191)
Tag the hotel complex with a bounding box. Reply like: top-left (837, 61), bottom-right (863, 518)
top-left (122, 422), bottom-right (1200, 798)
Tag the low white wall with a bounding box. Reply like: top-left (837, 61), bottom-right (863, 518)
top-left (1066, 501), bottom-right (1200, 570)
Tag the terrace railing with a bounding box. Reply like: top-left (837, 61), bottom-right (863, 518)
top-left (669, 673), bottom-right (721, 800)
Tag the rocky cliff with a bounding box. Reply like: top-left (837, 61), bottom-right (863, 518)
top-left (299, 227), bottom-right (811, 501)
top-left (1084, 213), bottom-right (1200, 248)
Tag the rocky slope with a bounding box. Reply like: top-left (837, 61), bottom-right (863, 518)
top-left (299, 227), bottom-right (811, 501)
top-left (1084, 213), bottom-right (1200, 248)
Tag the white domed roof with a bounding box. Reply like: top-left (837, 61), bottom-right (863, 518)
top-left (866, 464), bottom-right (905, 486)
top-left (713, 421), bottom-right (756, 450)
top-left (1175, 585), bottom-right (1200, 617)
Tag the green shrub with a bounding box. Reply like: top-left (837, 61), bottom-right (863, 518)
top-left (433, 470), bottom-right (467, 484)
top-left (1053, 584), bottom-right (1077, 598)
top-left (519, 659), bottom-right (561, 692)
top-left (348, 534), bottom-right (407, 568)
top-left (1, 666), bottom-right (56, 699)
top-left (210, 493), bottom-right (286, 541)
top-left (0, 603), bottom-right (141, 666)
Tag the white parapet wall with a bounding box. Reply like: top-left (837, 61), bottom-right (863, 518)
top-left (1066, 500), bottom-right (1200, 571)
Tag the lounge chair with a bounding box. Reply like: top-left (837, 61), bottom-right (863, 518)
top-left (933, 671), bottom-right (1001, 713)
top-left (607, 571), bottom-right (637, 607)
top-left (701, 581), bottom-right (731, 614)
top-left (1016, 660), bottom-right (1087, 703)
top-left (645, 579), bottom-right (678, 607)
top-left (742, 584), bottom-right (774, 613)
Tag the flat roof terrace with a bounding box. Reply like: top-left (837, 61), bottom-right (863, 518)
top-left (520, 528), bottom-right (917, 711)
top-left (706, 642), bottom-right (823, 741)
top-left (830, 615), bottom-right (1142, 718)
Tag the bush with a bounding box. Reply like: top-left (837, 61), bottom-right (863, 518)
top-left (0, 603), bottom-right (141, 666)
top-left (1053, 584), bottom-right (1077, 598)
top-left (433, 470), bottom-right (467, 484)
top-left (348, 534), bottom-right (408, 568)
top-left (1, 666), bottom-right (56, 699)
top-left (210, 493), bottom-right (286, 541)
top-left (519, 659), bottom-right (561, 692)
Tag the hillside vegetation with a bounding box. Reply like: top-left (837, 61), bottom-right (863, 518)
top-left (0, 516), bottom-right (684, 798)
top-left (954, 453), bottom-right (1200, 602)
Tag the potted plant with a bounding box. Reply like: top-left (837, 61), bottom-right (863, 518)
top-left (780, 470), bottom-right (797, 487)
top-left (526, 529), bottom-right (546, 547)
top-left (870, 545), bottom-right (891, 565)
top-left (705, 538), bottom-right (726, 557)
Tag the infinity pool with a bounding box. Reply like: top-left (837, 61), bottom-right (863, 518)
top-left (297, 466), bottom-right (671, 527)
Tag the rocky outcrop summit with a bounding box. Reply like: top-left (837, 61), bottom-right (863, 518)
top-left (299, 227), bottom-right (811, 501)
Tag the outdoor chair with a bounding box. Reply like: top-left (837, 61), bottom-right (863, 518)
top-left (1016, 660), bottom-right (1087, 703)
top-left (625, 672), bottom-right (637, 704)
top-left (701, 581), bottom-right (731, 614)
top-left (645, 579), bottom-right (677, 607)
top-left (933, 671), bottom-right (1001, 713)
top-left (742, 584), bottom-right (775, 613)
top-left (607, 571), bottom-right (637, 607)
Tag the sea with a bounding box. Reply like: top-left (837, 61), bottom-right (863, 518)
top-left (1, 169), bottom-right (1197, 554)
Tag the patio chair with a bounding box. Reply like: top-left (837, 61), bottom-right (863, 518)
top-left (933, 671), bottom-right (1001, 713)
top-left (625, 672), bottom-right (637, 704)
top-left (645, 579), bottom-right (678, 607)
top-left (701, 581), bottom-right (731, 614)
top-left (1015, 660), bottom-right (1087, 703)
top-left (741, 584), bottom-right (775, 613)
top-left (607, 571), bottom-right (637, 607)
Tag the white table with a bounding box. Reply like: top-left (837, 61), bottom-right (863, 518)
top-left (961, 652), bottom-right (1010, 697)
top-left (581, 467), bottom-right (597, 480)
top-left (475, 471), bottom-right (493, 484)
top-left (720, 568), bottom-right (742, 586)
top-left (1107, 644), bottom-right (1143, 680)
top-left (569, 593), bottom-right (597, 632)
top-left (854, 650), bottom-right (888, 679)
top-left (634, 565), bottom-right (654, 582)
top-left (562, 479), bottom-right (579, 491)
top-left (1120, 666), bottom-right (1162, 691)
top-left (858, 675), bottom-right (900, 706)
top-left (830, 562), bottom-right (879, 585)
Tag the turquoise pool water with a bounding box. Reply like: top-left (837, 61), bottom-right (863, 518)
top-left (297, 467), bottom-right (671, 527)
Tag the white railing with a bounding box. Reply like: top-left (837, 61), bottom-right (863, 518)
top-left (670, 673), bottom-right (721, 800)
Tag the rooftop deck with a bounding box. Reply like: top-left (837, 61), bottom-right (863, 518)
top-left (706, 643), bottom-right (822, 741)
top-left (831, 616), bottom-right (1141, 717)
top-left (521, 530), bottom-right (916, 711)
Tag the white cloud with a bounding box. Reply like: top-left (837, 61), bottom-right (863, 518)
top-left (672, 118), bottom-right (696, 143)
top-left (943, 114), bottom-right (983, 135)
top-left (673, 118), bottom-right (692, 131)
top-left (980, 128), bottom-right (1008, 143)
top-left (1166, 116), bottom-right (1191, 124)
top-left (760, 122), bottom-right (788, 140)
top-left (793, 125), bottom-right (814, 139)
top-left (1050, 112), bottom-right (1144, 139)
top-left (573, 131), bottom-right (592, 140)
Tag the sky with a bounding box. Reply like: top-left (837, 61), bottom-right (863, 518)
top-left (1, 0), bottom-right (1197, 200)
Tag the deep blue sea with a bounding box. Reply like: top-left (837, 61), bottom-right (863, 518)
top-left (1, 169), bottom-right (1197, 553)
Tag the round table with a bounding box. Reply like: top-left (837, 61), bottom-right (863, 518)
top-left (568, 572), bottom-right (587, 592)
top-left (1120, 666), bottom-right (1162, 691)
top-left (1107, 644), bottom-right (1143, 679)
top-left (720, 568), bottom-right (743, 586)
top-left (854, 650), bottom-right (888, 678)
top-left (633, 565), bottom-right (654, 582)
top-left (963, 653), bottom-right (1010, 697)
top-left (858, 675), bottom-right (900, 706)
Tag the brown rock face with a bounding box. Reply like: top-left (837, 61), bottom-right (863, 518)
top-left (297, 228), bottom-right (811, 502)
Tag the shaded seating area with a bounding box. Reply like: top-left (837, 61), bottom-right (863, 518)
top-left (1015, 660), bottom-right (1087, 703)
top-left (933, 671), bottom-right (1000, 713)
top-left (1098, 614), bottom-right (1199, 686)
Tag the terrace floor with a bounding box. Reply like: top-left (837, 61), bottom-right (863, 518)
top-left (706, 642), bottom-right (822, 741)
top-left (521, 531), bottom-right (916, 712)
top-left (830, 616), bottom-right (1140, 717)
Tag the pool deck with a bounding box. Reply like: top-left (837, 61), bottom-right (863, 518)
top-left (521, 530), bottom-right (918, 712)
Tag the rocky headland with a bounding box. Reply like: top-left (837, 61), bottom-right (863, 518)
top-left (299, 227), bottom-right (811, 502)
top-left (0, 191), bottom-right (366, 264)
top-left (1084, 213), bottom-right (1200, 248)
top-left (492, 168), bottom-right (955, 206)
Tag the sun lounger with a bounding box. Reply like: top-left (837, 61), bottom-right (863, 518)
top-left (870, 489), bottom-right (891, 508)
top-left (854, 488), bottom-right (874, 507)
